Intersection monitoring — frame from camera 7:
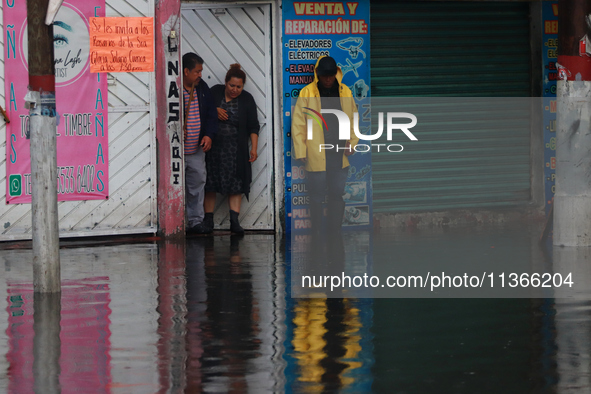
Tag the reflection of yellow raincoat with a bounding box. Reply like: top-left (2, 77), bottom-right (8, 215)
top-left (292, 56), bottom-right (359, 172)
top-left (292, 298), bottom-right (363, 390)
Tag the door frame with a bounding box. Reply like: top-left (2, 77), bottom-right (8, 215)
top-left (180, 1), bottom-right (280, 231)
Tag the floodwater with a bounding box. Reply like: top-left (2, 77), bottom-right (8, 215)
top-left (0, 224), bottom-right (589, 393)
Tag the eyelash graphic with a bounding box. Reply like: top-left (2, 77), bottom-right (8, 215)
top-left (53, 34), bottom-right (68, 47)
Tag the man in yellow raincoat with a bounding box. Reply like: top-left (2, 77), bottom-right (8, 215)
top-left (292, 56), bottom-right (359, 238)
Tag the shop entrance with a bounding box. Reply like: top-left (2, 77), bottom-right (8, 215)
top-left (181, 4), bottom-right (274, 230)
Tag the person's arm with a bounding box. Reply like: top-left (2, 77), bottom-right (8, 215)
top-left (217, 107), bottom-right (228, 121)
top-left (201, 84), bottom-right (218, 152)
top-left (246, 93), bottom-right (260, 162)
top-left (212, 84), bottom-right (228, 121)
top-left (201, 136), bottom-right (212, 151)
top-left (249, 133), bottom-right (259, 162)
top-left (291, 92), bottom-right (308, 162)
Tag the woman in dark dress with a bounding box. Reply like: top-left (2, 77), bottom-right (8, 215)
top-left (203, 64), bottom-right (260, 234)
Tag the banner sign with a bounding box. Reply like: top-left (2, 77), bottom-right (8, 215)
top-left (282, 0), bottom-right (371, 234)
top-left (89, 17), bottom-right (154, 73)
top-left (4, 1), bottom-right (108, 203)
top-left (543, 2), bottom-right (558, 214)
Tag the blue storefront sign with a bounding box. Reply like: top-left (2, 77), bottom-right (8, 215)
top-left (282, 0), bottom-right (372, 233)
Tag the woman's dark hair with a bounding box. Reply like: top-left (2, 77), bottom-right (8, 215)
top-left (183, 52), bottom-right (204, 71)
top-left (225, 63), bottom-right (246, 84)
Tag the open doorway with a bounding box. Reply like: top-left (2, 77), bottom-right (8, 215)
top-left (181, 4), bottom-right (274, 230)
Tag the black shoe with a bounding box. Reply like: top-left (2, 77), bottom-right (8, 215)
top-left (229, 210), bottom-right (244, 234)
top-left (187, 222), bottom-right (209, 234)
top-left (202, 213), bottom-right (214, 234)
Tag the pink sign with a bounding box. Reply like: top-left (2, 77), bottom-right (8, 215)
top-left (4, 1), bottom-right (108, 203)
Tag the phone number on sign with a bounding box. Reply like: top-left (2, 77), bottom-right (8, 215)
top-left (56, 165), bottom-right (105, 194)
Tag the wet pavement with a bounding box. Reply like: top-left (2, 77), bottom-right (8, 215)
top-left (0, 223), bottom-right (590, 393)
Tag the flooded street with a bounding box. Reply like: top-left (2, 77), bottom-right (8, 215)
top-left (0, 224), bottom-right (590, 393)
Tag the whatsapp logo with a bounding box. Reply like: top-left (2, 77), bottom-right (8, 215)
top-left (9, 175), bottom-right (22, 197)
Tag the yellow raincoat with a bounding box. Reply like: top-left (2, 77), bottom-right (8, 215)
top-left (292, 56), bottom-right (359, 172)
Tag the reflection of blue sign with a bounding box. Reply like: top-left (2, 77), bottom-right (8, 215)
top-left (282, 0), bottom-right (371, 234)
top-left (543, 2), bottom-right (558, 215)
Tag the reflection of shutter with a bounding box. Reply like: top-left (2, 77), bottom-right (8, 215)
top-left (0, 0), bottom-right (157, 240)
top-left (181, 5), bottom-right (274, 230)
top-left (370, 1), bottom-right (532, 213)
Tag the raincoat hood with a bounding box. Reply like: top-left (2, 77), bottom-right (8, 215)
top-left (313, 56), bottom-right (344, 85)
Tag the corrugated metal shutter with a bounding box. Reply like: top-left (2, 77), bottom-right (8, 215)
top-left (371, 1), bottom-right (532, 213)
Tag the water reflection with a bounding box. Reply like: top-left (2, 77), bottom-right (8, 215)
top-left (553, 246), bottom-right (591, 393)
top-left (157, 240), bottom-right (187, 393)
top-left (33, 293), bottom-right (61, 394)
top-left (185, 236), bottom-right (260, 392)
top-left (5, 279), bottom-right (111, 393)
top-left (3, 225), bottom-right (591, 392)
top-left (156, 235), bottom-right (285, 392)
top-left (290, 297), bottom-right (373, 393)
